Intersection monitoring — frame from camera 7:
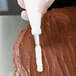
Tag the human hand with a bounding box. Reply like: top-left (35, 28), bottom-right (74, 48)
top-left (17, 0), bottom-right (55, 21)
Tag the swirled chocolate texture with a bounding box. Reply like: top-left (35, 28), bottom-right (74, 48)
top-left (13, 6), bottom-right (76, 76)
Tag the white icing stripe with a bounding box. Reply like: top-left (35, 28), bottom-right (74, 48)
top-left (35, 46), bottom-right (43, 72)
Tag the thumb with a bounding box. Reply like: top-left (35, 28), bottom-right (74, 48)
top-left (21, 10), bottom-right (29, 21)
top-left (17, 0), bottom-right (25, 9)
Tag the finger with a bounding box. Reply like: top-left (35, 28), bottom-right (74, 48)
top-left (47, 0), bottom-right (55, 9)
top-left (17, 0), bottom-right (25, 9)
top-left (42, 0), bottom-right (55, 13)
top-left (21, 10), bottom-right (29, 21)
top-left (39, 0), bottom-right (55, 15)
top-left (39, 0), bottom-right (47, 14)
top-left (42, 9), bottom-right (47, 16)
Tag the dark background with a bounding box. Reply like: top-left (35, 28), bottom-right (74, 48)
top-left (0, 0), bottom-right (76, 15)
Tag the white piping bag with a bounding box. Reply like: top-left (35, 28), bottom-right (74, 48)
top-left (24, 0), bottom-right (43, 72)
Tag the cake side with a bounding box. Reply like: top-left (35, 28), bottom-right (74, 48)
top-left (13, 25), bottom-right (31, 76)
top-left (13, 6), bottom-right (76, 76)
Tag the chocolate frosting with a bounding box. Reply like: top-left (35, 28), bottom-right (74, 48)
top-left (13, 6), bottom-right (76, 76)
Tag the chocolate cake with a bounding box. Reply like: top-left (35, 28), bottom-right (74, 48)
top-left (13, 6), bottom-right (76, 76)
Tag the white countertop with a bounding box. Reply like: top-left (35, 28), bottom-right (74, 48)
top-left (0, 16), bottom-right (29, 76)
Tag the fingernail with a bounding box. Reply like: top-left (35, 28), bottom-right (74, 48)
top-left (21, 11), bottom-right (29, 21)
top-left (39, 8), bottom-right (44, 13)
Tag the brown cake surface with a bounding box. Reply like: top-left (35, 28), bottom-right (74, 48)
top-left (13, 6), bottom-right (76, 76)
